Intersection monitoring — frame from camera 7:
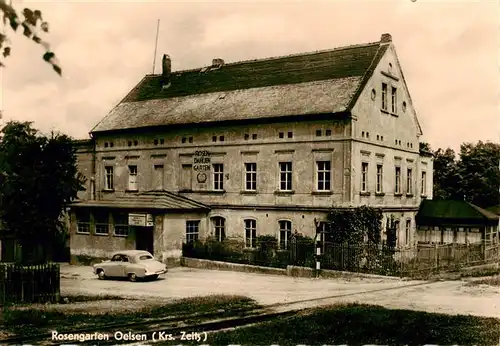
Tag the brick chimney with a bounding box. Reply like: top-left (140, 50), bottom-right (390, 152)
top-left (161, 54), bottom-right (171, 88)
top-left (212, 58), bottom-right (224, 67)
top-left (380, 33), bottom-right (392, 43)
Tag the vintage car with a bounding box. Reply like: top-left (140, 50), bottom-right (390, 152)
top-left (93, 250), bottom-right (168, 282)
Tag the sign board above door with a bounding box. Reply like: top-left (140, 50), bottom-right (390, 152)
top-left (129, 213), bottom-right (154, 227)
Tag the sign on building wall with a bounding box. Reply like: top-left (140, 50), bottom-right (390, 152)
top-left (193, 150), bottom-right (211, 189)
top-left (193, 150), bottom-right (211, 172)
top-left (128, 213), bottom-right (154, 227)
top-left (146, 214), bottom-right (154, 227)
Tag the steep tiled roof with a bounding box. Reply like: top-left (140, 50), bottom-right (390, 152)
top-left (70, 191), bottom-right (210, 211)
top-left (416, 200), bottom-right (499, 226)
top-left (92, 35), bottom-right (391, 133)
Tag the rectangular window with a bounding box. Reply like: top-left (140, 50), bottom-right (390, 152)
top-left (213, 217), bottom-right (226, 241)
top-left (153, 164), bottom-right (164, 190)
top-left (244, 219), bottom-right (257, 248)
top-left (104, 166), bottom-right (114, 190)
top-left (407, 168), bottom-right (413, 195)
top-left (382, 83), bottom-right (388, 111)
top-left (213, 163), bottom-right (224, 190)
top-left (128, 165), bottom-right (138, 190)
top-left (316, 161), bottom-right (331, 191)
top-left (94, 212), bottom-right (109, 235)
top-left (395, 166), bottom-right (401, 194)
top-left (405, 219), bottom-right (411, 246)
top-left (421, 171), bottom-right (427, 196)
top-left (279, 162), bottom-right (292, 191)
top-left (278, 220), bottom-right (292, 250)
top-left (376, 164), bottom-right (383, 193)
top-left (76, 210), bottom-right (91, 234)
top-left (186, 220), bottom-right (200, 243)
top-left (114, 213), bottom-right (129, 237)
top-left (361, 162), bottom-right (368, 192)
top-left (391, 87), bottom-right (397, 113)
top-left (181, 164), bottom-right (193, 191)
top-left (245, 163), bottom-right (257, 191)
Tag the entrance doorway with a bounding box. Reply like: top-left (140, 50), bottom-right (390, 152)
top-left (135, 226), bottom-right (154, 255)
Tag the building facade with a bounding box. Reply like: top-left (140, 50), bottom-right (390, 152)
top-left (70, 33), bottom-right (433, 264)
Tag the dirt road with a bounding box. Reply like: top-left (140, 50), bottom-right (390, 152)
top-left (60, 265), bottom-right (500, 318)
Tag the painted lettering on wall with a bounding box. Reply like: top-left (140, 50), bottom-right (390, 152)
top-left (193, 150), bottom-right (211, 172)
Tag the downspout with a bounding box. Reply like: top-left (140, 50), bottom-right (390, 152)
top-left (89, 132), bottom-right (96, 200)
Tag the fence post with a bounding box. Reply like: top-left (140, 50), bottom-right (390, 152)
top-left (434, 243), bottom-right (438, 270)
top-left (315, 242), bottom-right (321, 277)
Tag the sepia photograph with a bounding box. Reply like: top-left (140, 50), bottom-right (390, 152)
top-left (0, 0), bottom-right (499, 345)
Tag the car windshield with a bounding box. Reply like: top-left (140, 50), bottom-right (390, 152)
top-left (138, 255), bottom-right (153, 260)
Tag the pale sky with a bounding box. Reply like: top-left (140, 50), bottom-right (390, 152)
top-left (1, 0), bottom-right (499, 152)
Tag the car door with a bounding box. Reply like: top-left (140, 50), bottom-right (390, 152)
top-left (107, 254), bottom-right (123, 277)
top-left (119, 255), bottom-right (131, 277)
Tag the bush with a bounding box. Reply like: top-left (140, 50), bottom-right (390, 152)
top-left (182, 234), bottom-right (317, 269)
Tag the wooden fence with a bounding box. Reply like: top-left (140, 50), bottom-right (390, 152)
top-left (0, 263), bottom-right (60, 305)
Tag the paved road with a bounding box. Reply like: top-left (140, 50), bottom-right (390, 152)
top-left (60, 265), bottom-right (500, 318)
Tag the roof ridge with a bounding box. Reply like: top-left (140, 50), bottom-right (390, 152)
top-left (144, 40), bottom-right (381, 77)
top-left (468, 202), bottom-right (499, 220)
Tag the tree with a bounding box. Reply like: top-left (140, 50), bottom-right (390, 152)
top-left (0, 121), bottom-right (85, 264)
top-left (419, 141), bottom-right (431, 153)
top-left (0, 0), bottom-right (61, 74)
top-left (432, 148), bottom-right (460, 200)
top-left (456, 141), bottom-right (500, 209)
top-left (432, 141), bottom-right (500, 209)
top-left (325, 206), bottom-right (383, 245)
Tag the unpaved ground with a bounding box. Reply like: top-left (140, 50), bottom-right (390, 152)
top-left (60, 265), bottom-right (500, 318)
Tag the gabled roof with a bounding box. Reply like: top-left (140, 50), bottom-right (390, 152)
top-left (70, 190), bottom-right (210, 212)
top-left (92, 34), bottom-right (392, 133)
top-left (416, 200), bottom-right (499, 226)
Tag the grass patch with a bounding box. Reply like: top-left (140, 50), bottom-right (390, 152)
top-left (465, 276), bottom-right (500, 287)
top-left (59, 294), bottom-right (129, 302)
top-left (461, 267), bottom-right (500, 278)
top-left (206, 304), bottom-right (500, 346)
top-left (0, 294), bottom-right (259, 338)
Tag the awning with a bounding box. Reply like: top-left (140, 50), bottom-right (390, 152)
top-left (69, 190), bottom-right (210, 212)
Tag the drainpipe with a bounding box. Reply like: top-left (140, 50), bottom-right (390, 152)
top-left (89, 132), bottom-right (96, 200)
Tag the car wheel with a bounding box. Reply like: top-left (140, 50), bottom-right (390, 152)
top-left (150, 274), bottom-right (159, 280)
top-left (128, 273), bottom-right (138, 282)
top-left (97, 269), bottom-right (106, 280)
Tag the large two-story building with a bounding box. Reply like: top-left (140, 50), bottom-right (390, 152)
top-left (70, 33), bottom-right (433, 264)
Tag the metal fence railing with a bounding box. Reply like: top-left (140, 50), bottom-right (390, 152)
top-left (182, 236), bottom-right (500, 277)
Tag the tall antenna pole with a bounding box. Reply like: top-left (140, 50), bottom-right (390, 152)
top-left (152, 19), bottom-right (160, 74)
